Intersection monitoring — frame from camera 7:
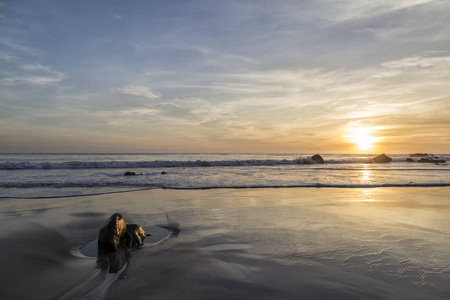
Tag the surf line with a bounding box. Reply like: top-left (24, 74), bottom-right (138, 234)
top-left (0, 187), bottom-right (156, 199)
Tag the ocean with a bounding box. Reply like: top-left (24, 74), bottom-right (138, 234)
top-left (1, 153), bottom-right (449, 198)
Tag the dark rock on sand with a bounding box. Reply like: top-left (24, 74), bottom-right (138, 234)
top-left (98, 213), bottom-right (150, 253)
top-left (125, 224), bottom-right (149, 248)
top-left (373, 153), bottom-right (392, 163)
top-left (406, 158), bottom-right (415, 162)
top-left (98, 213), bottom-right (127, 253)
top-left (311, 154), bottom-right (325, 164)
top-left (124, 171), bottom-right (136, 176)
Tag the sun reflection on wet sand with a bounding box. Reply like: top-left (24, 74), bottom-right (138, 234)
top-left (361, 189), bottom-right (374, 202)
top-left (358, 168), bottom-right (376, 202)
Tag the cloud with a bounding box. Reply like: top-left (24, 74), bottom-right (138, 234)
top-left (0, 75), bottom-right (64, 85)
top-left (379, 53), bottom-right (450, 71)
top-left (116, 85), bottom-right (161, 99)
top-left (0, 38), bottom-right (39, 57)
top-left (0, 51), bottom-right (17, 61)
top-left (111, 49), bottom-right (450, 139)
top-left (320, 0), bottom-right (436, 23)
top-left (0, 61), bottom-right (65, 86)
top-left (189, 45), bottom-right (259, 65)
top-left (20, 64), bottom-right (54, 72)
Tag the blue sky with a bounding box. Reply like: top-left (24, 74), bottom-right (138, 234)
top-left (1, 0), bottom-right (449, 153)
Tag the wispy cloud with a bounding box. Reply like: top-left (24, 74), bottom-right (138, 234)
top-left (0, 51), bottom-right (17, 62)
top-left (0, 61), bottom-right (64, 86)
top-left (115, 85), bottom-right (161, 99)
top-left (376, 52), bottom-right (450, 76)
top-left (20, 64), bottom-right (55, 72)
top-left (320, 0), bottom-right (436, 23)
top-left (0, 75), bottom-right (64, 86)
top-left (0, 38), bottom-right (39, 57)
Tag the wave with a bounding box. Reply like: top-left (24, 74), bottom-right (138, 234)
top-left (1, 183), bottom-right (449, 199)
top-left (165, 183), bottom-right (450, 189)
top-left (0, 182), bottom-right (162, 188)
top-left (1, 157), bottom-right (447, 170)
top-left (0, 159), bottom-right (325, 170)
top-left (0, 187), bottom-right (155, 199)
top-left (1, 181), bottom-right (449, 190)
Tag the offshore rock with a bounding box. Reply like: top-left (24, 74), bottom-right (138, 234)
top-left (373, 153), bottom-right (392, 163)
top-left (409, 153), bottom-right (429, 157)
top-left (124, 171), bottom-right (136, 176)
top-left (311, 154), bottom-right (325, 164)
top-left (201, 161), bottom-right (211, 167)
top-left (418, 158), bottom-right (446, 164)
top-left (406, 158), bottom-right (415, 162)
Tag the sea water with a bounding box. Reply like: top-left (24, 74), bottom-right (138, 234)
top-left (0, 153), bottom-right (449, 198)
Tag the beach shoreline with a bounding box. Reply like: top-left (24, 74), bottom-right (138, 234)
top-left (0, 187), bottom-right (449, 299)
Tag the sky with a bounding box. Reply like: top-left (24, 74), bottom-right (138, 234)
top-left (0, 0), bottom-right (449, 154)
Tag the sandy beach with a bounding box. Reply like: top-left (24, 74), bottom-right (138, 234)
top-left (0, 187), bottom-right (449, 299)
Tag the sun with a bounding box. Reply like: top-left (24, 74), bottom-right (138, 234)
top-left (353, 135), bottom-right (376, 151)
top-left (346, 122), bottom-right (380, 152)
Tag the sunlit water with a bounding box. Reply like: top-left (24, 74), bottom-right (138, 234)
top-left (0, 153), bottom-right (449, 198)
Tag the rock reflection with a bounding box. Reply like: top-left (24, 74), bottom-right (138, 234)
top-left (97, 248), bottom-right (130, 273)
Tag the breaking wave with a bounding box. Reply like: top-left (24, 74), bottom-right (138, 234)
top-left (1, 156), bottom-right (447, 170)
top-left (0, 159), bottom-right (317, 170)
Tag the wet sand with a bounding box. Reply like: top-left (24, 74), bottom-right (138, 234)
top-left (0, 187), bottom-right (449, 299)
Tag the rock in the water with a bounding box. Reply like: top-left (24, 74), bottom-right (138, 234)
top-left (161, 171), bottom-right (168, 175)
top-left (124, 171), bottom-right (136, 176)
top-left (373, 153), bottom-right (392, 163)
top-left (201, 161), bottom-right (211, 167)
top-left (418, 158), bottom-right (446, 164)
top-left (409, 153), bottom-right (428, 157)
top-left (311, 154), bottom-right (325, 164)
top-left (406, 158), bottom-right (415, 162)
